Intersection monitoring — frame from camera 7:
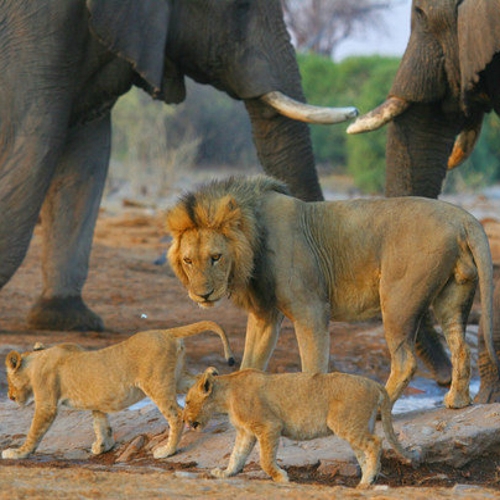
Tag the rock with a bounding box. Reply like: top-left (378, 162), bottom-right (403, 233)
top-left (115, 435), bottom-right (146, 463)
top-left (318, 459), bottom-right (360, 478)
top-left (391, 404), bottom-right (500, 467)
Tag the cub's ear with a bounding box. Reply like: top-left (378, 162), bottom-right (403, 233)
top-left (5, 351), bottom-right (22, 372)
top-left (86, 0), bottom-right (170, 96)
top-left (201, 367), bottom-right (219, 394)
top-left (33, 342), bottom-right (46, 351)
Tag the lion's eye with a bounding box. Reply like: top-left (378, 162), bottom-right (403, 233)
top-left (211, 254), bottom-right (221, 264)
top-left (183, 257), bottom-right (192, 265)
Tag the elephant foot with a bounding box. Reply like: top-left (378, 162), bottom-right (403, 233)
top-left (27, 296), bottom-right (104, 332)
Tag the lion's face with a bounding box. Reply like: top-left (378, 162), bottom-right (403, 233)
top-left (175, 229), bottom-right (233, 308)
top-left (5, 352), bottom-right (33, 407)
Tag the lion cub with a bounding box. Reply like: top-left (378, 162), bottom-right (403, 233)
top-left (184, 368), bottom-right (415, 488)
top-left (3, 321), bottom-right (235, 460)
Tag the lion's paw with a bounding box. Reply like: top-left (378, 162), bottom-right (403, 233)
top-left (2, 448), bottom-right (29, 459)
top-left (444, 390), bottom-right (471, 409)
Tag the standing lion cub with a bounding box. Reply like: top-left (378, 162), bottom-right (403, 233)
top-left (3, 321), bottom-right (234, 460)
top-left (183, 368), bottom-right (416, 488)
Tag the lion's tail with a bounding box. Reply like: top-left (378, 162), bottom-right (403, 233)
top-left (466, 220), bottom-right (500, 378)
top-left (379, 388), bottom-right (417, 465)
top-left (169, 321), bottom-right (235, 366)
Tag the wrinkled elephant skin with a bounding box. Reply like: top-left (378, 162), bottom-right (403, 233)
top-left (0, 0), bottom-right (356, 332)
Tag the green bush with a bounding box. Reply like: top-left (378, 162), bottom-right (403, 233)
top-left (110, 54), bottom-right (500, 197)
top-left (299, 54), bottom-right (400, 193)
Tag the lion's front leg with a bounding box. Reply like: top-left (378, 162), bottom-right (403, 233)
top-left (211, 428), bottom-right (257, 478)
top-left (293, 309), bottom-right (330, 373)
top-left (91, 411), bottom-right (114, 455)
top-left (240, 310), bottom-right (283, 370)
top-left (2, 404), bottom-right (58, 459)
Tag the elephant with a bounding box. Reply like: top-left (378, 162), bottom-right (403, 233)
top-left (347, 0), bottom-right (500, 403)
top-left (0, 0), bottom-right (358, 333)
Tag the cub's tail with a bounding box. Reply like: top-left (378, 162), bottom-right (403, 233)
top-left (169, 321), bottom-right (235, 366)
top-left (379, 388), bottom-right (419, 465)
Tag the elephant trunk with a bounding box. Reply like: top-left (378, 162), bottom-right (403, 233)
top-left (384, 103), bottom-right (459, 198)
top-left (245, 98), bottom-right (323, 201)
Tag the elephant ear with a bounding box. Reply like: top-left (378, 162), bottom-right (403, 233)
top-left (86, 0), bottom-right (185, 102)
top-left (458, 0), bottom-right (500, 107)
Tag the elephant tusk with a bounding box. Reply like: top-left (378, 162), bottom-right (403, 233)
top-left (346, 96), bottom-right (410, 134)
top-left (260, 91), bottom-right (359, 125)
top-left (447, 116), bottom-right (484, 170)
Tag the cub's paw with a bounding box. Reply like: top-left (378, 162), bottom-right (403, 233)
top-left (153, 445), bottom-right (176, 459)
top-left (271, 470), bottom-right (289, 483)
top-left (91, 438), bottom-right (115, 455)
top-left (2, 448), bottom-right (30, 459)
top-left (211, 467), bottom-right (232, 479)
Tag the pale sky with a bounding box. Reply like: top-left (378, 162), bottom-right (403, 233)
top-left (334, 0), bottom-right (411, 61)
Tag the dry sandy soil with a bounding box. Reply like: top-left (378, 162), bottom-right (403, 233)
top-left (1, 184), bottom-right (500, 498)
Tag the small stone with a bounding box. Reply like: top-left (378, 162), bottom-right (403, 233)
top-left (115, 435), bottom-right (146, 463)
top-left (318, 459), bottom-right (359, 478)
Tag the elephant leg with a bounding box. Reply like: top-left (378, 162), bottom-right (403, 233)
top-left (475, 282), bottom-right (500, 404)
top-left (415, 311), bottom-right (452, 386)
top-left (0, 129), bottom-right (64, 304)
top-left (27, 115), bottom-right (111, 332)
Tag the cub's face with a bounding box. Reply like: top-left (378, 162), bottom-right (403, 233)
top-left (183, 372), bottom-right (217, 430)
top-left (177, 229), bottom-right (232, 308)
top-left (5, 352), bottom-right (33, 407)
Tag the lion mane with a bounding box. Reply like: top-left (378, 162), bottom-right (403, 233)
top-left (165, 175), bottom-right (289, 310)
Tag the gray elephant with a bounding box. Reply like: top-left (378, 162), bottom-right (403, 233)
top-left (0, 0), bottom-right (358, 332)
top-left (347, 0), bottom-right (500, 402)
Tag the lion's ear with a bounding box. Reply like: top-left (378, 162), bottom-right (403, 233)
top-left (165, 204), bottom-right (195, 238)
top-left (6, 351), bottom-right (22, 372)
top-left (212, 195), bottom-right (243, 232)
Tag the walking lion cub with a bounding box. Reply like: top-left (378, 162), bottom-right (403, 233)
top-left (184, 368), bottom-right (416, 488)
top-left (3, 321), bottom-right (234, 460)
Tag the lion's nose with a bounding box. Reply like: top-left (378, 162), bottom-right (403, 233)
top-left (198, 290), bottom-right (213, 301)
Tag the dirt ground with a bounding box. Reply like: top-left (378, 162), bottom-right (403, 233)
top-left (1, 189), bottom-right (500, 498)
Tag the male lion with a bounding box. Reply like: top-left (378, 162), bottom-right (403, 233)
top-left (183, 368), bottom-right (415, 488)
top-left (166, 175), bottom-right (499, 408)
top-left (3, 321), bottom-right (235, 460)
